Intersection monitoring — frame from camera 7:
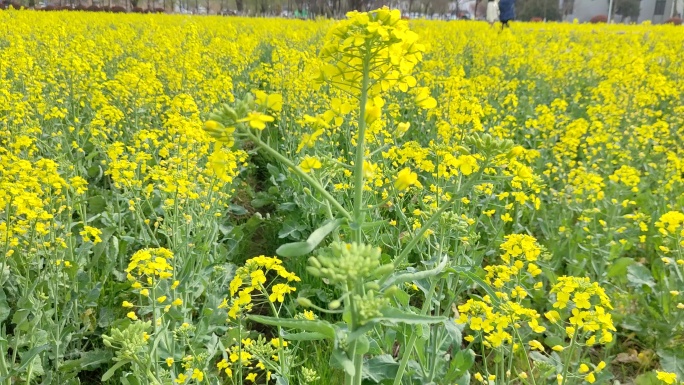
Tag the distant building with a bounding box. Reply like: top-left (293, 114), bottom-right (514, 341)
top-left (561, 0), bottom-right (683, 22)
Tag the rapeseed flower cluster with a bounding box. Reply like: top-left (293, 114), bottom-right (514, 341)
top-left (221, 256), bottom-right (300, 320)
top-left (458, 235), bottom-right (547, 349)
top-left (315, 7), bottom-right (424, 97)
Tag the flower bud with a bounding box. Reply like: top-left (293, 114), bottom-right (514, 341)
top-left (306, 266), bottom-right (322, 277)
top-left (383, 285), bottom-right (399, 297)
top-left (204, 120), bottom-right (222, 131)
top-left (364, 282), bottom-right (380, 291)
top-left (297, 297), bottom-right (313, 308)
top-left (308, 257), bottom-right (322, 269)
top-left (374, 263), bottom-right (395, 276)
top-left (328, 300), bottom-right (341, 310)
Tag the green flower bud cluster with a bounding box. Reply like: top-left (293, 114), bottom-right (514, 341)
top-left (354, 291), bottom-right (389, 325)
top-left (535, 360), bottom-right (556, 377)
top-left (102, 321), bottom-right (151, 361)
top-left (206, 96), bottom-right (255, 129)
top-left (439, 212), bottom-right (470, 233)
top-left (173, 322), bottom-right (196, 341)
top-left (306, 242), bottom-right (391, 285)
top-left (465, 132), bottom-right (514, 158)
top-left (246, 335), bottom-right (278, 357)
top-left (302, 367), bottom-right (321, 383)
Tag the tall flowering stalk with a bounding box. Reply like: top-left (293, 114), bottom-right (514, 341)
top-left (203, 8), bottom-right (435, 385)
top-left (314, 8), bottom-right (424, 242)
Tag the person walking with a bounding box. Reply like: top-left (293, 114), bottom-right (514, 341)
top-left (486, 0), bottom-right (499, 26)
top-left (498, 0), bottom-right (515, 29)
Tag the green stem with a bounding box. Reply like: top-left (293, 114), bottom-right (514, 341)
top-left (392, 278), bottom-right (438, 385)
top-left (352, 55), bottom-right (371, 242)
top-left (381, 193), bottom-right (457, 284)
top-left (261, 285), bottom-right (287, 378)
top-left (560, 332), bottom-right (579, 385)
top-left (245, 130), bottom-right (352, 221)
top-left (151, 284), bottom-right (160, 381)
top-left (344, 286), bottom-right (357, 385)
top-left (426, 327), bottom-right (440, 382)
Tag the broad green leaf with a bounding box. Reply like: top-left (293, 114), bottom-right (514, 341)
top-left (453, 349), bottom-right (475, 372)
top-left (15, 344), bottom-right (50, 373)
top-left (626, 264), bottom-right (655, 289)
top-left (443, 319), bottom-right (463, 348)
top-left (607, 257), bottom-right (634, 278)
top-left (276, 218), bottom-right (344, 257)
top-left (657, 348), bottom-right (684, 380)
top-left (0, 289), bottom-right (8, 323)
top-left (331, 348), bottom-right (354, 375)
top-left (350, 335), bottom-right (368, 355)
top-left (635, 372), bottom-right (661, 385)
top-left (362, 354), bottom-right (399, 382)
top-left (445, 349), bottom-right (475, 381)
top-left (248, 315), bottom-right (336, 339)
top-left (375, 307), bottom-right (446, 325)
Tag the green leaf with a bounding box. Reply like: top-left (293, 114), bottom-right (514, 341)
top-left (455, 350), bottom-right (475, 372)
top-left (450, 267), bottom-right (501, 305)
top-left (247, 315), bottom-right (336, 339)
top-left (281, 331), bottom-right (329, 341)
top-left (529, 351), bottom-right (549, 364)
top-left (375, 307), bottom-right (447, 325)
top-left (657, 348), bottom-right (684, 380)
top-left (331, 348), bottom-right (354, 375)
top-left (382, 256), bottom-right (448, 290)
top-left (443, 320), bottom-right (463, 348)
top-left (607, 257), bottom-right (634, 278)
top-left (15, 344), bottom-right (49, 374)
top-left (635, 371), bottom-right (661, 385)
top-left (0, 289), bottom-right (9, 323)
top-left (362, 354), bottom-right (399, 382)
top-left (228, 204), bottom-right (248, 215)
top-left (60, 350), bottom-right (113, 372)
top-left (276, 218), bottom-right (344, 257)
top-left (101, 359), bottom-right (130, 382)
top-left (626, 264), bottom-right (656, 289)
top-left (446, 349), bottom-right (474, 380)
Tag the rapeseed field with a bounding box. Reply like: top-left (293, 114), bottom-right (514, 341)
top-left (1, 8), bottom-right (683, 385)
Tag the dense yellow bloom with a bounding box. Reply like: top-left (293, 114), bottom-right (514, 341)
top-left (224, 256), bottom-right (300, 319)
top-left (126, 248), bottom-right (175, 281)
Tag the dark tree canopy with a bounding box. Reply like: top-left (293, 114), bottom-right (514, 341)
top-left (516, 0), bottom-right (561, 21)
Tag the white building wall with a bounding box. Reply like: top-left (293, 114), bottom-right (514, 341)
top-left (563, 0), bottom-right (608, 21)
top-left (563, 0), bottom-right (681, 22)
top-left (638, 0), bottom-right (683, 21)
